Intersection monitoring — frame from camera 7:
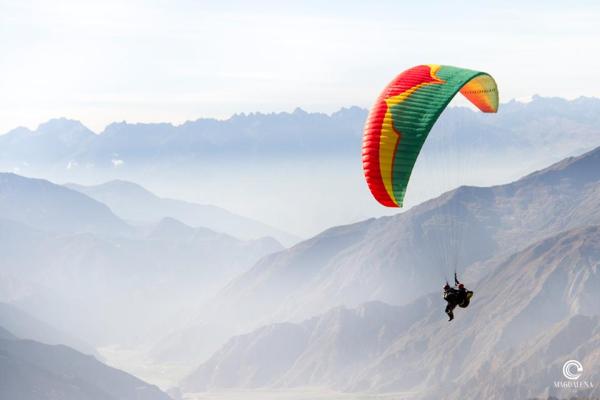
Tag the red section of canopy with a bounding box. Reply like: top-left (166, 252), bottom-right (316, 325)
top-left (362, 65), bottom-right (439, 207)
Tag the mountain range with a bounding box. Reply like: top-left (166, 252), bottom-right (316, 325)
top-left (0, 174), bottom-right (283, 346)
top-left (181, 224), bottom-right (600, 400)
top-left (0, 106), bottom-right (366, 169)
top-left (2, 100), bottom-right (600, 397)
top-left (2, 96), bottom-right (600, 235)
top-left (0, 173), bottom-right (130, 236)
top-left (152, 144), bottom-right (600, 371)
top-left (65, 179), bottom-right (298, 245)
top-left (2, 97), bottom-right (599, 171)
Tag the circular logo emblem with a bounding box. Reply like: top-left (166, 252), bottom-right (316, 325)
top-left (562, 360), bottom-right (583, 380)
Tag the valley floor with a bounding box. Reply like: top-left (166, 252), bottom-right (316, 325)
top-left (185, 389), bottom-right (420, 400)
top-left (98, 345), bottom-right (190, 390)
top-left (98, 347), bottom-right (423, 400)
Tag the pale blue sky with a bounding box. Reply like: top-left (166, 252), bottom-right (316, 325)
top-left (1, 0), bottom-right (599, 133)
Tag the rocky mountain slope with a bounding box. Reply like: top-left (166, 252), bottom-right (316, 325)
top-left (154, 145), bottom-right (600, 366)
top-left (181, 225), bottom-right (600, 400)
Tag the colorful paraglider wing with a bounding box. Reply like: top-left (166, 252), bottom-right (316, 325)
top-left (362, 64), bottom-right (498, 207)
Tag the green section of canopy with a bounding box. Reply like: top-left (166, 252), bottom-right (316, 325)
top-left (389, 66), bottom-right (488, 205)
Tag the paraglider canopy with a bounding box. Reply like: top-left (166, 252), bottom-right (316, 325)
top-left (362, 64), bottom-right (499, 208)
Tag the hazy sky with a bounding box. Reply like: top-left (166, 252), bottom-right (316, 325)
top-left (1, 0), bottom-right (599, 133)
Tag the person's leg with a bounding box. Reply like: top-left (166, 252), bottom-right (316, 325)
top-left (445, 304), bottom-right (454, 321)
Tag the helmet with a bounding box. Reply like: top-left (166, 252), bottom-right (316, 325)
top-left (458, 283), bottom-right (465, 289)
top-left (443, 283), bottom-right (450, 290)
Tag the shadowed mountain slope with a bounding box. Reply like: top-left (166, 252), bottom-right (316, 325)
top-left (154, 145), bottom-right (600, 365)
top-left (182, 225), bottom-right (600, 400)
top-left (0, 330), bottom-right (170, 400)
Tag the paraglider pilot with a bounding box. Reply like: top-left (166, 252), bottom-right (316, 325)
top-left (443, 273), bottom-right (473, 321)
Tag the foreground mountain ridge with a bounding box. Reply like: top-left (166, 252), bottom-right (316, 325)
top-left (154, 144), bottom-right (600, 366)
top-left (181, 225), bottom-right (600, 400)
top-left (0, 325), bottom-right (170, 400)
